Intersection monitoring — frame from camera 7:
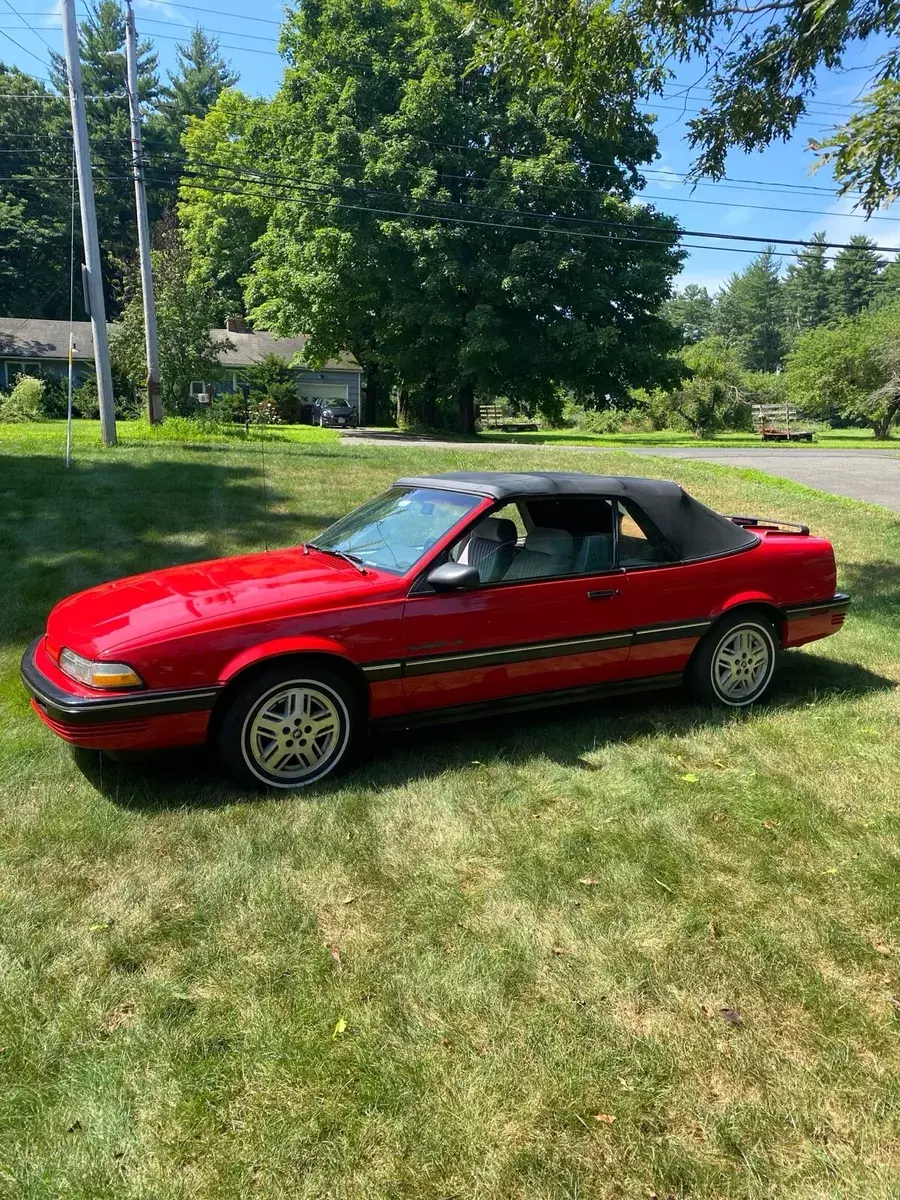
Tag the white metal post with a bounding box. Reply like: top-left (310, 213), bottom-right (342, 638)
top-left (125, 0), bottom-right (163, 423)
top-left (66, 333), bottom-right (75, 468)
top-left (61, 0), bottom-right (117, 446)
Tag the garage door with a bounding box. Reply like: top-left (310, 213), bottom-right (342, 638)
top-left (297, 383), bottom-right (349, 403)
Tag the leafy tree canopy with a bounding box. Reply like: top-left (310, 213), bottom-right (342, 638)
top-left (784, 301), bottom-right (900, 438)
top-left (646, 335), bottom-right (751, 437)
top-left (193, 0), bottom-right (685, 432)
top-left (472, 0), bottom-right (900, 212)
top-left (111, 219), bottom-right (230, 414)
top-left (178, 90), bottom-right (273, 322)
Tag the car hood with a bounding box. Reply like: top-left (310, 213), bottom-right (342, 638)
top-left (47, 547), bottom-right (388, 658)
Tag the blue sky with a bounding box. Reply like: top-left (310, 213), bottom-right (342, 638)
top-left (2, 0), bottom-right (898, 295)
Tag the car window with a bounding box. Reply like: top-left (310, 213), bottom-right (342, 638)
top-left (450, 502), bottom-right (527, 582)
top-left (311, 487), bottom-right (482, 574)
top-left (616, 501), bottom-right (677, 567)
top-left (455, 496), bottom-right (615, 583)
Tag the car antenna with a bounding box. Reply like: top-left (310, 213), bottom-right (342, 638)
top-left (259, 409), bottom-right (270, 552)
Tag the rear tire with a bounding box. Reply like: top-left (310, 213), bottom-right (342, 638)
top-left (689, 611), bottom-right (778, 708)
top-left (216, 663), bottom-right (363, 789)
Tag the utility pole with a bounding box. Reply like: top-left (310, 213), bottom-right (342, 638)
top-left (124, 0), bottom-right (163, 424)
top-left (61, 0), bottom-right (117, 446)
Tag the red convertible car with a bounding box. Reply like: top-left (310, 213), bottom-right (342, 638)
top-left (22, 472), bottom-right (849, 789)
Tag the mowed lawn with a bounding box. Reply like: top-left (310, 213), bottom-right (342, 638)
top-left (2, 422), bottom-right (900, 1200)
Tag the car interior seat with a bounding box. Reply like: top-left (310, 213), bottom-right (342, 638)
top-left (503, 527), bottom-right (574, 580)
top-left (462, 517), bottom-right (518, 582)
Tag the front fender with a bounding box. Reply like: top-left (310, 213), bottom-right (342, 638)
top-left (219, 636), bottom-right (357, 684)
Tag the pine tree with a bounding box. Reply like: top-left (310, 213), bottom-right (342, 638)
top-left (713, 248), bottom-right (785, 371)
top-left (0, 65), bottom-right (75, 317)
top-left (830, 234), bottom-right (885, 318)
top-left (784, 232), bottom-right (831, 335)
top-left (158, 28), bottom-right (237, 139)
top-left (50, 0), bottom-right (160, 311)
top-left (663, 284), bottom-right (714, 343)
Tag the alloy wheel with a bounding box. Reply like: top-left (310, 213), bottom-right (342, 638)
top-left (242, 681), bottom-right (347, 785)
top-left (710, 624), bottom-right (774, 704)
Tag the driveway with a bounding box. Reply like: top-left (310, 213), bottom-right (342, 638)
top-left (624, 447), bottom-right (900, 512)
top-left (344, 434), bottom-right (900, 512)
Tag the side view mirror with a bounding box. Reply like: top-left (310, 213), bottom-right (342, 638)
top-left (426, 562), bottom-right (480, 592)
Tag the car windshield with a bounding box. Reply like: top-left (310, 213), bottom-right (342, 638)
top-left (310, 487), bottom-right (481, 574)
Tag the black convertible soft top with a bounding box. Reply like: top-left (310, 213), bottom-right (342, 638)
top-left (394, 471), bottom-right (760, 562)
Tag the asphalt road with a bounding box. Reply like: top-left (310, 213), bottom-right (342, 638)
top-left (345, 434), bottom-right (900, 512)
top-left (625, 447), bottom-right (900, 512)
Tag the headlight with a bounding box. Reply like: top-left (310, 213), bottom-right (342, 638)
top-left (59, 648), bottom-right (144, 689)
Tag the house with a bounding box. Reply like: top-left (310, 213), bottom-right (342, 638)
top-left (0, 316), bottom-right (363, 414)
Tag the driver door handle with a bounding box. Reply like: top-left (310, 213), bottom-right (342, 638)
top-left (587, 588), bottom-right (620, 600)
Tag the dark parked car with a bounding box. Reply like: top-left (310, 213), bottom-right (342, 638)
top-left (309, 399), bottom-right (358, 428)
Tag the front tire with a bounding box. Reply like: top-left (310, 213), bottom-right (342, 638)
top-left (690, 611), bottom-right (778, 708)
top-left (216, 663), bottom-right (362, 789)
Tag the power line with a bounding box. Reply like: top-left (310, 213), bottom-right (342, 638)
top-left (0, 24), bottom-right (51, 67)
top-left (121, 15), bottom-right (276, 42)
top-left (159, 158), bottom-right (900, 253)
top-left (87, 0), bottom-right (281, 24)
top-left (1, 0), bottom-right (56, 56)
top-left (132, 164), bottom-right (892, 262)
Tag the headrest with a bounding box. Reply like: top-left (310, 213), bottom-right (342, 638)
top-left (471, 517), bottom-right (517, 544)
top-left (524, 527), bottom-right (574, 556)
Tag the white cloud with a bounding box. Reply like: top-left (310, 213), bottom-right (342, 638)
top-left (673, 268), bottom-right (731, 296)
top-left (803, 194), bottom-right (900, 256)
top-left (134, 0), bottom-right (184, 22)
top-left (718, 206), bottom-right (755, 230)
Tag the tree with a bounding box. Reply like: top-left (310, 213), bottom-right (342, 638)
top-left (178, 91), bottom-right (273, 322)
top-left (50, 0), bottom-right (161, 310)
top-left (0, 65), bottom-right (77, 318)
top-left (110, 219), bottom-right (230, 414)
top-left (784, 233), bottom-right (831, 337)
top-left (652, 337), bottom-right (750, 437)
top-left (663, 284), bottom-right (714, 343)
top-left (472, 0), bottom-right (900, 212)
top-left (246, 353), bottom-right (300, 423)
top-left (829, 235), bottom-right (886, 319)
top-left (784, 303), bottom-right (900, 439)
top-left (229, 0), bottom-right (684, 434)
top-left (875, 258), bottom-right (900, 310)
top-left (158, 27), bottom-right (237, 140)
top-left (714, 249), bottom-right (785, 372)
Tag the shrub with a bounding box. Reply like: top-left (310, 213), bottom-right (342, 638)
top-left (0, 374), bottom-right (47, 423)
top-left (211, 391), bottom-right (249, 424)
top-left (246, 355), bottom-right (299, 422)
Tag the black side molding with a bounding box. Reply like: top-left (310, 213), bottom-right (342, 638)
top-left (21, 638), bottom-right (221, 726)
top-left (782, 593), bottom-right (851, 621)
top-left (371, 672), bottom-right (684, 734)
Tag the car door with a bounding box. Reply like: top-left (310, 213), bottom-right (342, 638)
top-left (614, 499), bottom-right (719, 682)
top-left (400, 497), bottom-right (632, 715)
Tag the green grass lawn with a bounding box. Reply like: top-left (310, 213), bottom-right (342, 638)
top-left (2, 421), bottom-right (899, 1199)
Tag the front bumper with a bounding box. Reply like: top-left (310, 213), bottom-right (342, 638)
top-left (21, 637), bottom-right (219, 750)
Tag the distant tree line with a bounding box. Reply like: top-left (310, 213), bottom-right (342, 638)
top-left (660, 239), bottom-right (900, 437)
